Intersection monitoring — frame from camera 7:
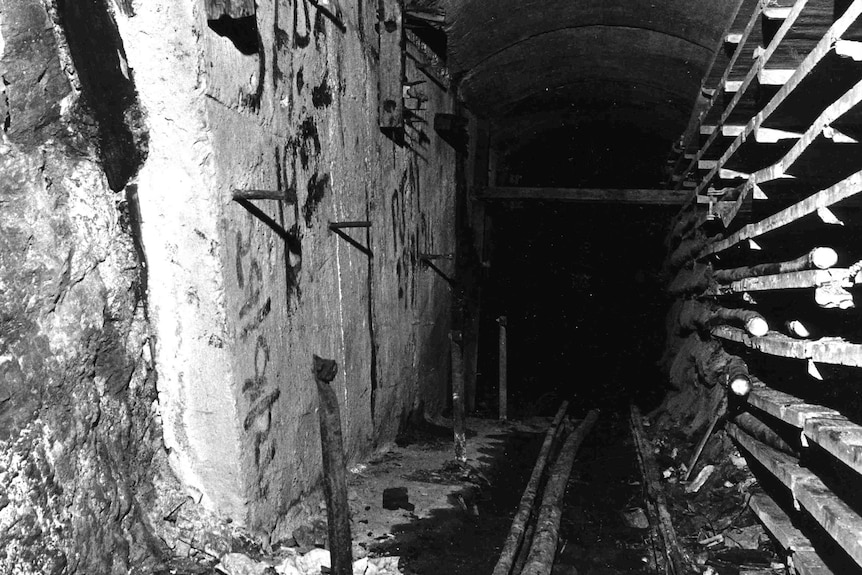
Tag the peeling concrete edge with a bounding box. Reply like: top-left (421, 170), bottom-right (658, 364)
top-left (112, 1), bottom-right (247, 523)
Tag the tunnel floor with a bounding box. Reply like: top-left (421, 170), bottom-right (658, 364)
top-left (184, 402), bottom-right (788, 575)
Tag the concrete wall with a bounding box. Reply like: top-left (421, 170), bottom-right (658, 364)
top-left (116, 0), bottom-right (459, 538)
top-left (1, 0), bottom-right (459, 569)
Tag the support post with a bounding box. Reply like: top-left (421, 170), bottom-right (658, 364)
top-left (312, 355), bottom-right (352, 575)
top-left (498, 315), bottom-right (508, 421)
top-left (378, 0), bottom-right (404, 133)
top-left (450, 331), bottom-right (467, 463)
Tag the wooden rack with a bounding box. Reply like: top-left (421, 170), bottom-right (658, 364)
top-left (663, 1), bottom-right (862, 573)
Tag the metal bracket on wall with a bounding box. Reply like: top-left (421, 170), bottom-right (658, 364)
top-left (309, 0), bottom-right (347, 32)
top-left (329, 221), bottom-right (372, 257)
top-left (419, 252), bottom-right (455, 286)
top-left (232, 189), bottom-right (302, 256)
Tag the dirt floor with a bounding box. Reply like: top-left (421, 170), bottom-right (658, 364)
top-left (175, 403), bottom-right (804, 575)
top-left (354, 416), bottom-right (549, 574)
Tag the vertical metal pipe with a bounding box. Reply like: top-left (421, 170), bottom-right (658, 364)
top-left (498, 316), bottom-right (508, 421)
top-left (312, 355), bottom-right (353, 575)
top-left (450, 331), bottom-right (467, 463)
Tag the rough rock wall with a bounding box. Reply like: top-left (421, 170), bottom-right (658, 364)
top-left (0, 0), bottom-right (166, 572)
top-left (114, 0), bottom-right (459, 538)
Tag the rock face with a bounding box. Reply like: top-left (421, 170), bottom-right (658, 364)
top-left (0, 0), bottom-right (163, 573)
top-left (2, 0), bottom-right (461, 568)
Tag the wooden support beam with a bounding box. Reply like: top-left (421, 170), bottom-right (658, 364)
top-left (497, 316), bottom-right (507, 422)
top-left (728, 423), bottom-right (862, 569)
top-left (680, 300), bottom-right (768, 336)
top-left (492, 402), bottom-right (570, 575)
top-left (712, 247), bottom-right (839, 283)
top-left (675, 0), bottom-right (807, 189)
top-left (749, 76), bottom-right (862, 187)
top-left (379, 0), bottom-right (404, 132)
top-left (521, 411), bottom-right (600, 575)
top-left (450, 331), bottom-right (467, 463)
top-left (748, 494), bottom-right (833, 575)
top-left (746, 380), bottom-right (862, 477)
top-left (747, 380), bottom-right (842, 428)
top-left (477, 187), bottom-right (690, 205)
top-left (734, 411), bottom-right (797, 456)
top-left (675, 0), bottom-right (767, 185)
top-left (709, 268), bottom-right (856, 294)
top-left (312, 356), bottom-right (353, 575)
top-left (712, 325), bottom-right (862, 367)
top-left (677, 0), bottom-right (862, 208)
top-left (702, 169), bottom-right (862, 255)
top-left (693, 0), bottom-right (811, 191)
top-left (405, 30), bottom-right (449, 89)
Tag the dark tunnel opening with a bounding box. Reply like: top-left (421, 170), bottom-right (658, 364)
top-left (476, 202), bottom-right (673, 417)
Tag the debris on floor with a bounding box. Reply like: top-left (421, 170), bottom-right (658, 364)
top-left (215, 549), bottom-right (402, 575)
top-left (640, 408), bottom-right (786, 575)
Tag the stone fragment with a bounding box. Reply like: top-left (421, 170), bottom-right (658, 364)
top-left (621, 507), bottom-right (649, 529)
top-left (382, 487), bottom-right (414, 511)
top-left (684, 464), bottom-right (715, 493)
top-left (216, 553), bottom-right (271, 575)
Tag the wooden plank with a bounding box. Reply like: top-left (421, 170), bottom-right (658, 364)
top-left (673, 0), bottom-right (750, 159)
top-left (708, 268), bottom-right (855, 294)
top-left (747, 381), bottom-right (841, 428)
top-left (749, 493), bottom-right (815, 552)
top-left (676, 0), bottom-right (769, 185)
top-left (793, 552), bottom-right (836, 575)
top-left (746, 381), bottom-right (862, 477)
top-left (728, 423), bottom-right (862, 569)
top-left (712, 325), bottom-right (862, 367)
top-left (751, 76), bottom-right (862, 185)
top-left (477, 187), bottom-right (690, 204)
top-left (703, 169), bottom-right (862, 255)
top-left (748, 382), bottom-right (862, 474)
top-left (749, 494), bottom-right (834, 575)
top-left (678, 0), bottom-right (862, 210)
top-left (683, 0), bottom-right (811, 188)
top-left (379, 0), bottom-right (404, 130)
top-left (803, 416), bottom-right (862, 474)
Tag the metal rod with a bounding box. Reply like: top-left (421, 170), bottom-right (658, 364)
top-left (450, 331), bottom-right (467, 463)
top-left (498, 315), bottom-right (508, 421)
top-left (312, 355), bottom-right (353, 575)
top-left (329, 228), bottom-right (372, 258)
top-left (232, 189), bottom-right (291, 201)
top-left (329, 221), bottom-right (372, 229)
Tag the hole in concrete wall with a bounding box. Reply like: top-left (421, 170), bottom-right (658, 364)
top-left (208, 15), bottom-right (260, 55)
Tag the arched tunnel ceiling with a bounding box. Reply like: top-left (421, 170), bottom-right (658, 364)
top-left (444, 0), bottom-right (743, 185)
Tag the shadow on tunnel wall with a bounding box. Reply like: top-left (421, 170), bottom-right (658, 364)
top-left (477, 203), bottom-right (675, 416)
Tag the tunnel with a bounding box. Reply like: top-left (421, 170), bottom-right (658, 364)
top-left (4, 0), bottom-right (862, 573)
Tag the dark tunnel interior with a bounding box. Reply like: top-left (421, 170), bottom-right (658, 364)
top-left (476, 201), bottom-right (673, 416)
